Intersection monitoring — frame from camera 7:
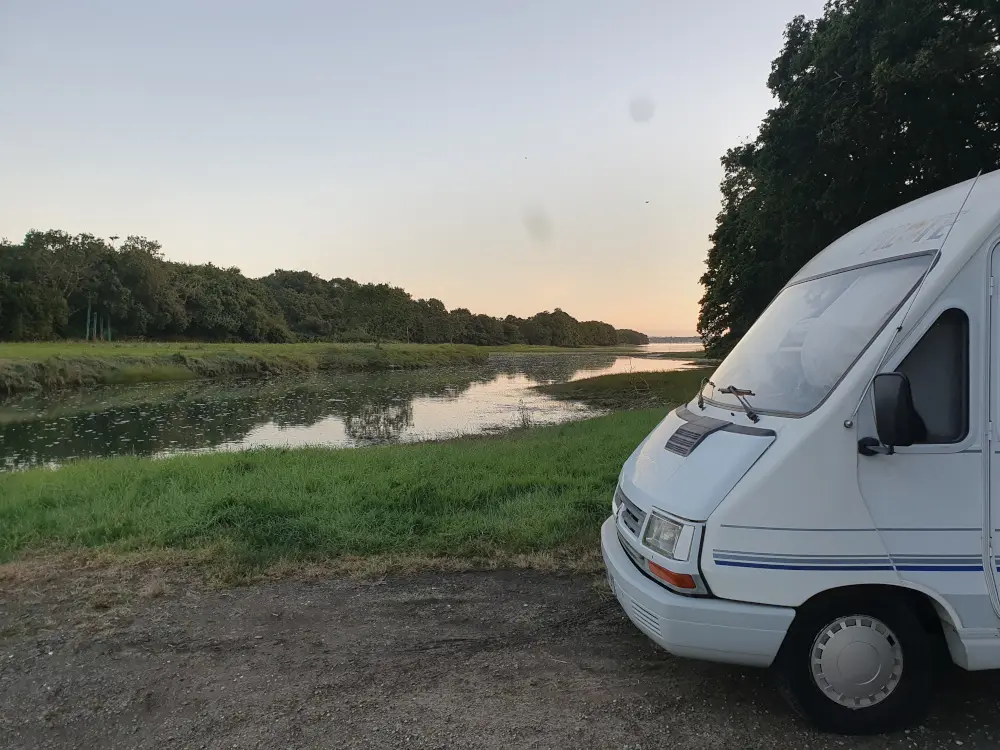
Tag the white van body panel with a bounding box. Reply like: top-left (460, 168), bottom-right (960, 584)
top-left (856, 254), bottom-right (994, 632)
top-left (603, 169), bottom-right (1000, 676)
top-left (601, 517), bottom-right (794, 667)
top-left (621, 409), bottom-right (775, 523)
top-left (789, 172), bottom-right (1000, 286)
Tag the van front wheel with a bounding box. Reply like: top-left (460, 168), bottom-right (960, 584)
top-left (774, 594), bottom-right (934, 734)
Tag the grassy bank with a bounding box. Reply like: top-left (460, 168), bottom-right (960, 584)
top-left (535, 368), bottom-right (713, 410)
top-left (0, 342), bottom-right (490, 395)
top-left (0, 410), bottom-right (667, 576)
top-left (485, 344), bottom-right (643, 354)
top-left (649, 350), bottom-right (711, 360)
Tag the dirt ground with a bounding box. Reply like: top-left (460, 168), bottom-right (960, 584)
top-left (2, 568), bottom-right (998, 749)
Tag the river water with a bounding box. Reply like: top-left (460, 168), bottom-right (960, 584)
top-left (0, 344), bottom-right (703, 470)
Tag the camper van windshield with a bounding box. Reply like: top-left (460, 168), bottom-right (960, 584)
top-left (702, 254), bottom-right (933, 416)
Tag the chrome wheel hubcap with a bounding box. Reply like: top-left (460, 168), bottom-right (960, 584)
top-left (810, 615), bottom-right (903, 709)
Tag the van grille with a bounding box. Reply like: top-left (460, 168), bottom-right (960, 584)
top-left (619, 532), bottom-right (647, 571)
top-left (615, 488), bottom-right (646, 537)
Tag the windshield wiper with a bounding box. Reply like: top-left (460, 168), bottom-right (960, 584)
top-left (697, 378), bottom-right (715, 410)
top-left (718, 385), bottom-right (760, 423)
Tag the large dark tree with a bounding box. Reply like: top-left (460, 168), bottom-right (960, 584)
top-left (699, 0), bottom-right (1000, 357)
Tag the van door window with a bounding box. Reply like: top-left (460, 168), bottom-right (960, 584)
top-left (895, 308), bottom-right (969, 443)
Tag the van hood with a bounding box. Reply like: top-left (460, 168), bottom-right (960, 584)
top-left (620, 406), bottom-right (776, 522)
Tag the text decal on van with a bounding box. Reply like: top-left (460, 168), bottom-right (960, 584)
top-left (857, 210), bottom-right (968, 259)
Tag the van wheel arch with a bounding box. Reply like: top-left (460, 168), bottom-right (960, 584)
top-left (790, 584), bottom-right (949, 644)
top-left (774, 585), bottom-right (946, 734)
top-left (784, 584), bottom-right (951, 669)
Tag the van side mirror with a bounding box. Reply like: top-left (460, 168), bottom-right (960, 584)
top-left (871, 372), bottom-right (925, 450)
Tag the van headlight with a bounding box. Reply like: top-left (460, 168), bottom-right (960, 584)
top-left (643, 513), bottom-right (686, 559)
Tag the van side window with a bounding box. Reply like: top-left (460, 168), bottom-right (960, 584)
top-left (896, 308), bottom-right (969, 443)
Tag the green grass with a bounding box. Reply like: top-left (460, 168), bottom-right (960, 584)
top-left (0, 342), bottom-right (491, 395)
top-left (0, 341), bottom-right (658, 394)
top-left (0, 410), bottom-right (668, 575)
top-left (652, 350), bottom-right (709, 359)
top-left (482, 344), bottom-right (644, 354)
top-left (535, 368), bottom-right (713, 410)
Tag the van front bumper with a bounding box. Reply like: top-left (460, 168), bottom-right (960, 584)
top-left (601, 517), bottom-right (795, 667)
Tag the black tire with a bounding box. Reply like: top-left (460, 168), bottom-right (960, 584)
top-left (774, 592), bottom-right (935, 735)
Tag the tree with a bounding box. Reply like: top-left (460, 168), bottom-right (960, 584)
top-left (0, 229), bottom-right (647, 346)
top-left (173, 263), bottom-right (291, 342)
top-left (468, 314), bottom-right (505, 345)
top-left (350, 283), bottom-right (412, 343)
top-left (261, 270), bottom-right (341, 339)
top-left (447, 308), bottom-right (473, 344)
top-left (0, 236), bottom-right (69, 339)
top-left (412, 298), bottom-right (450, 343)
top-left (698, 0), bottom-right (1000, 358)
top-left (545, 309), bottom-right (580, 347)
top-left (580, 320), bottom-right (618, 346)
top-left (615, 328), bottom-right (650, 345)
top-left (502, 315), bottom-right (524, 344)
top-left (113, 236), bottom-right (187, 336)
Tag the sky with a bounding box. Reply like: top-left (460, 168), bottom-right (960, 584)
top-left (0, 0), bottom-right (826, 337)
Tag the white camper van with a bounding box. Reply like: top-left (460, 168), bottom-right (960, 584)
top-left (602, 170), bottom-right (1000, 734)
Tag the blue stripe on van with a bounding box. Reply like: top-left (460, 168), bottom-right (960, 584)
top-left (714, 552), bottom-right (893, 559)
top-left (712, 551), bottom-right (988, 572)
top-left (714, 560), bottom-right (895, 571)
top-left (714, 554), bottom-right (891, 565)
top-left (714, 560), bottom-right (984, 572)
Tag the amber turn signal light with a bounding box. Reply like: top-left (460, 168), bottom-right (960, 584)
top-left (648, 560), bottom-right (696, 589)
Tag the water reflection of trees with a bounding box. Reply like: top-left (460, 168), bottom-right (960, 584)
top-left (344, 402), bottom-right (413, 443)
top-left (0, 353), bottom-right (637, 469)
top-left (488, 353), bottom-right (619, 384)
top-left (0, 369), bottom-right (487, 469)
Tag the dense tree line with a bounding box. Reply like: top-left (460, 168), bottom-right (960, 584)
top-left (698, 0), bottom-right (1000, 358)
top-left (0, 230), bottom-right (648, 346)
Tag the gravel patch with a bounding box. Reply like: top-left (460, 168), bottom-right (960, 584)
top-left (1, 569), bottom-right (996, 749)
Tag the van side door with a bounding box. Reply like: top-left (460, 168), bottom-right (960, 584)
top-left (857, 256), bottom-right (993, 633)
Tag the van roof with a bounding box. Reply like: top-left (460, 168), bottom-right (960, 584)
top-left (789, 169), bottom-right (1000, 284)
